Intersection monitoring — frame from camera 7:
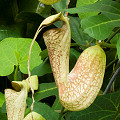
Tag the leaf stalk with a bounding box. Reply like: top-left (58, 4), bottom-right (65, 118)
top-left (14, 65), bottom-right (19, 81)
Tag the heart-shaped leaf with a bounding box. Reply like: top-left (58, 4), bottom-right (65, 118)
top-left (0, 37), bottom-right (42, 76)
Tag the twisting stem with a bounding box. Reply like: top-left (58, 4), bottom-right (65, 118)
top-left (58, 107), bottom-right (65, 120)
top-left (67, 0), bottom-right (70, 8)
top-left (27, 25), bottom-right (42, 120)
top-left (106, 27), bottom-right (120, 43)
top-left (66, 0), bottom-right (70, 17)
top-left (103, 65), bottom-right (120, 95)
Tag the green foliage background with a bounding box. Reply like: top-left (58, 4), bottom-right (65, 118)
top-left (0, 0), bottom-right (120, 120)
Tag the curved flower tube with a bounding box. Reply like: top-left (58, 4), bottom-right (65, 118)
top-left (42, 13), bottom-right (106, 111)
top-left (5, 75), bottom-right (38, 120)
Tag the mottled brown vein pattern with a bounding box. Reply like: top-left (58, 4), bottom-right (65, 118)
top-left (5, 84), bottom-right (27, 120)
top-left (43, 22), bottom-right (70, 87)
top-left (5, 76), bottom-right (38, 120)
top-left (43, 13), bottom-right (106, 111)
top-left (60, 45), bottom-right (106, 111)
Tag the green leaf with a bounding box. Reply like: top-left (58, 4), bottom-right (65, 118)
top-left (34, 82), bottom-right (58, 102)
top-left (33, 102), bottom-right (61, 120)
top-left (117, 38), bottom-right (120, 60)
top-left (40, 49), bottom-right (48, 60)
top-left (53, 0), bottom-right (68, 15)
top-left (67, 0), bottom-right (120, 15)
top-left (52, 97), bottom-right (63, 111)
top-left (0, 93), bottom-right (5, 107)
top-left (31, 58), bottom-right (52, 76)
top-left (69, 16), bottom-right (92, 44)
top-left (1, 102), bottom-right (6, 113)
top-left (16, 12), bottom-right (45, 38)
top-left (18, 0), bottom-right (52, 18)
top-left (110, 32), bottom-right (120, 45)
top-left (66, 0), bottom-right (120, 39)
top-left (34, 82), bottom-right (63, 111)
top-left (70, 48), bottom-right (80, 59)
top-left (76, 0), bottom-right (98, 19)
top-left (0, 108), bottom-right (7, 120)
top-left (81, 13), bottom-right (120, 40)
top-left (27, 98), bottom-right (64, 120)
top-left (0, 24), bottom-right (25, 41)
top-left (65, 91), bottom-right (120, 120)
top-left (0, 37), bottom-right (42, 76)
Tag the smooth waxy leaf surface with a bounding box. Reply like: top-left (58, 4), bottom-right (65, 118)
top-left (34, 82), bottom-right (63, 111)
top-left (81, 13), bottom-right (120, 40)
top-left (53, 0), bottom-right (68, 15)
top-left (76, 0), bottom-right (98, 19)
top-left (27, 98), bottom-right (64, 120)
top-left (67, 0), bottom-right (120, 15)
top-left (0, 37), bottom-right (42, 76)
top-left (31, 58), bottom-right (52, 76)
top-left (34, 82), bottom-right (58, 101)
top-left (65, 91), bottom-right (120, 120)
top-left (68, 16), bottom-right (92, 44)
top-left (67, 0), bottom-right (120, 40)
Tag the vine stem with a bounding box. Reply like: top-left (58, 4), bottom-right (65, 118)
top-left (105, 58), bottom-right (118, 70)
top-left (71, 39), bottom-right (95, 48)
top-left (71, 43), bottom-right (88, 47)
top-left (58, 107), bottom-right (65, 120)
top-left (27, 25), bottom-right (43, 120)
top-left (14, 65), bottom-right (18, 81)
top-left (106, 27), bottom-right (120, 43)
top-left (99, 42), bottom-right (116, 48)
top-left (103, 65), bottom-right (120, 95)
top-left (66, 0), bottom-right (70, 17)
